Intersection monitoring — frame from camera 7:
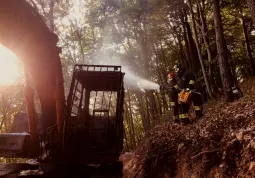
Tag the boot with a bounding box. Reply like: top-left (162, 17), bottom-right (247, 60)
top-left (173, 116), bottom-right (180, 124)
top-left (181, 118), bottom-right (190, 125)
top-left (174, 119), bottom-right (180, 124)
top-left (195, 110), bottom-right (203, 119)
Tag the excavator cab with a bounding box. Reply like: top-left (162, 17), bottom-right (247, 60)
top-left (61, 64), bottom-right (125, 173)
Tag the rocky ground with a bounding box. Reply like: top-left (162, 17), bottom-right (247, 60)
top-left (121, 78), bottom-right (255, 178)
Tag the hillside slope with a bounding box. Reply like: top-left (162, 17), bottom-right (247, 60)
top-left (121, 78), bottom-right (255, 178)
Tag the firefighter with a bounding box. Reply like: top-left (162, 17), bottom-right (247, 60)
top-left (167, 72), bottom-right (180, 123)
top-left (173, 64), bottom-right (203, 124)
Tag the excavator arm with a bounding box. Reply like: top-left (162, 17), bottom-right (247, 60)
top-left (0, 0), bottom-right (65, 141)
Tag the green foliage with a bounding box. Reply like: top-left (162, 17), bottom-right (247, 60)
top-left (10, 0), bottom-right (254, 149)
top-left (0, 85), bottom-right (24, 133)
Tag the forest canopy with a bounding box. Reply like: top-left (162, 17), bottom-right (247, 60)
top-left (1, 0), bottom-right (255, 151)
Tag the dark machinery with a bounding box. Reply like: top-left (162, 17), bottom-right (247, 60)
top-left (0, 1), bottom-right (127, 177)
top-left (0, 65), bottom-right (125, 177)
top-left (63, 65), bottom-right (124, 164)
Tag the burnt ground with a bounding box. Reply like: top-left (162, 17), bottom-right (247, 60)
top-left (0, 163), bottom-right (40, 178)
top-left (121, 78), bottom-right (255, 178)
top-left (3, 78), bottom-right (255, 178)
top-left (2, 163), bottom-right (122, 178)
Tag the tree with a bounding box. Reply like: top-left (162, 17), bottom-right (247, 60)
top-left (49, 0), bottom-right (54, 32)
top-left (239, 5), bottom-right (255, 76)
top-left (29, 0), bottom-right (255, 149)
top-left (248, 0), bottom-right (255, 24)
top-left (212, 0), bottom-right (235, 101)
top-left (188, 0), bottom-right (213, 98)
top-left (196, 0), bottom-right (214, 85)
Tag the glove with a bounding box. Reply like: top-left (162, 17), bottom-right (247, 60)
top-left (185, 88), bottom-right (191, 92)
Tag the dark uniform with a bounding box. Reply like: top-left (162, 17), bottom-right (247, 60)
top-left (174, 64), bottom-right (203, 124)
top-left (167, 72), bottom-right (180, 123)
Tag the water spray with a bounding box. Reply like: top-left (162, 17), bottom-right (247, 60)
top-left (122, 67), bottom-right (160, 91)
top-left (137, 79), bottom-right (160, 91)
top-left (91, 56), bottom-right (160, 91)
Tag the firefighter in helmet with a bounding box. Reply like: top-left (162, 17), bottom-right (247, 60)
top-left (167, 72), bottom-right (180, 123)
top-left (173, 64), bottom-right (203, 124)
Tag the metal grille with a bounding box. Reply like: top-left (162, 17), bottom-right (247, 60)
top-left (73, 64), bottom-right (122, 72)
top-left (89, 91), bottom-right (117, 116)
top-left (63, 65), bottom-right (123, 154)
top-left (70, 80), bottom-right (83, 117)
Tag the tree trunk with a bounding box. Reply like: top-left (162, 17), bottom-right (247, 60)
top-left (182, 7), bottom-right (200, 74)
top-left (248, 0), bottom-right (255, 25)
top-left (124, 103), bottom-right (134, 149)
top-left (240, 7), bottom-right (255, 76)
top-left (159, 42), bottom-right (170, 84)
top-left (180, 10), bottom-right (192, 71)
top-left (212, 0), bottom-right (234, 101)
top-left (145, 94), bottom-right (151, 128)
top-left (177, 34), bottom-right (189, 69)
top-left (127, 91), bottom-right (136, 147)
top-left (123, 126), bottom-right (130, 151)
top-left (188, 0), bottom-right (213, 98)
top-left (137, 18), bottom-right (158, 122)
top-left (49, 0), bottom-right (54, 32)
top-left (185, 21), bottom-right (200, 73)
top-left (228, 53), bottom-right (238, 85)
top-left (196, 0), bottom-right (214, 87)
top-left (196, 3), bottom-right (203, 46)
top-left (135, 92), bottom-right (149, 134)
top-left (155, 92), bottom-right (163, 115)
top-left (153, 43), bottom-right (169, 112)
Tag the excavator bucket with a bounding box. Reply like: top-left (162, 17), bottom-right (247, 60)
top-left (0, 113), bottom-right (31, 158)
top-left (0, 112), bottom-right (42, 158)
top-left (0, 133), bottom-right (31, 157)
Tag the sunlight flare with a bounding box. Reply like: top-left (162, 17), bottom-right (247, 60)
top-left (0, 45), bottom-right (23, 85)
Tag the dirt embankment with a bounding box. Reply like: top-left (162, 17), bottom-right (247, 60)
top-left (121, 78), bottom-right (255, 178)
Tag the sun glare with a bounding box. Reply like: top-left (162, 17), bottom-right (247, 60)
top-left (0, 45), bottom-right (23, 85)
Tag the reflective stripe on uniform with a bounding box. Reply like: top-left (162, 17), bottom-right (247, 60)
top-left (174, 68), bottom-right (180, 73)
top-left (181, 114), bottom-right (189, 119)
top-left (179, 114), bottom-right (189, 119)
top-left (170, 102), bottom-right (176, 106)
top-left (168, 78), bottom-right (173, 82)
top-left (189, 80), bottom-right (195, 85)
top-left (194, 106), bottom-right (202, 111)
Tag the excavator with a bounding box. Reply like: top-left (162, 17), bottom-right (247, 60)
top-left (0, 1), bottom-right (125, 177)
